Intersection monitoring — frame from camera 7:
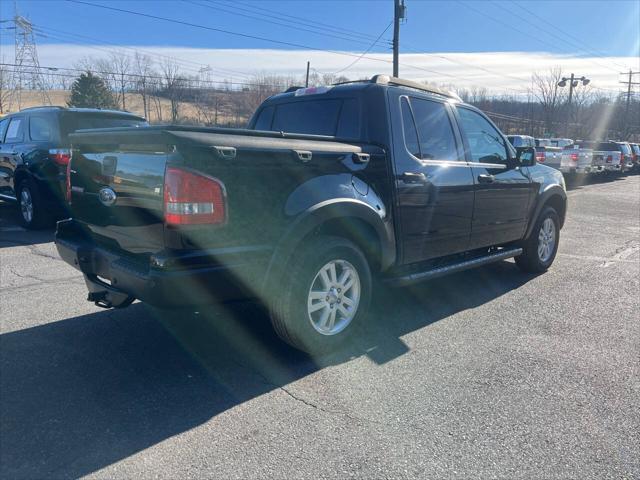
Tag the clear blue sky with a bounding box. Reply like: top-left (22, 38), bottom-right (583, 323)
top-left (1, 0), bottom-right (638, 58)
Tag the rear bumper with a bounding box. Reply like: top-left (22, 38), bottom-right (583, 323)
top-left (561, 165), bottom-right (592, 174)
top-left (55, 220), bottom-right (271, 308)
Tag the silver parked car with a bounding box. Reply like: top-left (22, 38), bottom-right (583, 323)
top-left (577, 141), bottom-right (622, 173)
top-left (534, 138), bottom-right (562, 170)
top-left (560, 143), bottom-right (593, 175)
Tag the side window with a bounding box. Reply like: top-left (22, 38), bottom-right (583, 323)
top-left (0, 118), bottom-right (8, 143)
top-left (29, 116), bottom-right (52, 141)
top-left (457, 107), bottom-right (508, 164)
top-left (4, 117), bottom-right (24, 143)
top-left (400, 97), bottom-right (420, 157)
top-left (410, 97), bottom-right (459, 161)
top-left (253, 106), bottom-right (274, 130)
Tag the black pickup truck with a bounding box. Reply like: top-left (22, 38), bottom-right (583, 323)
top-left (55, 75), bottom-right (567, 353)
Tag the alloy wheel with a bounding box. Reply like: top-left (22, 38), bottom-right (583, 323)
top-left (307, 259), bottom-right (361, 336)
top-left (537, 217), bottom-right (556, 263)
top-left (20, 188), bottom-right (34, 224)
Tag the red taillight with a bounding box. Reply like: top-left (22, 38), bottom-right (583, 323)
top-left (163, 167), bottom-right (226, 225)
top-left (49, 148), bottom-right (71, 166)
top-left (65, 159), bottom-right (72, 203)
top-left (570, 153), bottom-right (579, 163)
top-left (536, 151), bottom-right (545, 162)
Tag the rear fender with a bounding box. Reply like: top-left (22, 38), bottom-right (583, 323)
top-left (262, 193), bottom-right (395, 294)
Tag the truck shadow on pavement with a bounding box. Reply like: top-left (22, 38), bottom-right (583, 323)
top-left (0, 201), bottom-right (55, 248)
top-left (0, 261), bottom-right (535, 479)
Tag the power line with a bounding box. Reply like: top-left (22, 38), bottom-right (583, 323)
top-left (32, 25), bottom-right (253, 80)
top-left (494, 1), bottom-right (625, 74)
top-left (331, 21), bottom-right (392, 75)
top-left (191, 0), bottom-right (390, 48)
top-left (512, 1), bottom-right (631, 71)
top-left (456, 0), bottom-right (622, 75)
top-left (64, 0), bottom-right (464, 81)
top-left (218, 0), bottom-right (386, 43)
top-left (34, 24), bottom-right (253, 78)
top-left (0, 63), bottom-right (292, 89)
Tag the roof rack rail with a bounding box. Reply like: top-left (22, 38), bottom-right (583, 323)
top-left (284, 85), bottom-right (306, 93)
top-left (370, 75), bottom-right (461, 101)
top-left (19, 106), bottom-right (66, 112)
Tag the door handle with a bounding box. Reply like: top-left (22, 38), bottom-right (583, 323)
top-left (478, 174), bottom-right (495, 184)
top-left (400, 172), bottom-right (427, 184)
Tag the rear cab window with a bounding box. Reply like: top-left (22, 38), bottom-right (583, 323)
top-left (253, 97), bottom-right (361, 139)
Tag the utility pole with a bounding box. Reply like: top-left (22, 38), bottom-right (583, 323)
top-left (558, 73), bottom-right (589, 137)
top-left (392, 0), bottom-right (405, 77)
top-left (305, 61), bottom-right (310, 87)
top-left (620, 70), bottom-right (640, 139)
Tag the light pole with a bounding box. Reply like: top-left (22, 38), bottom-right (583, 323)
top-left (558, 73), bottom-right (590, 137)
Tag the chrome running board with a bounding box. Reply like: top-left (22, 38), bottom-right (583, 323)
top-left (386, 247), bottom-right (523, 287)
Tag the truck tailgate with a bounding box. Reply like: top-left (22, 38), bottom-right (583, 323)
top-left (70, 140), bottom-right (168, 255)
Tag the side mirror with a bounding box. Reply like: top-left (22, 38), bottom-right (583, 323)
top-left (516, 146), bottom-right (536, 167)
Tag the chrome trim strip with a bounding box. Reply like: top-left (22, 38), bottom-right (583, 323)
top-left (0, 193), bottom-right (17, 201)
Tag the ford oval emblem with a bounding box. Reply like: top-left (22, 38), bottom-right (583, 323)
top-left (98, 187), bottom-right (117, 207)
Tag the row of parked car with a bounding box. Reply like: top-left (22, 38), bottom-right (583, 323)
top-left (507, 135), bottom-right (639, 177)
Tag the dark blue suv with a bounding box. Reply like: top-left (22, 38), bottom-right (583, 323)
top-left (0, 107), bottom-right (147, 228)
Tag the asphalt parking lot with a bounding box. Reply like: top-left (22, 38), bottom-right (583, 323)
top-left (1, 174), bottom-right (639, 479)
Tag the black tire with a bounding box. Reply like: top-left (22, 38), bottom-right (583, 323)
top-left (269, 235), bottom-right (372, 354)
top-left (515, 206), bottom-right (560, 273)
top-left (17, 179), bottom-right (51, 230)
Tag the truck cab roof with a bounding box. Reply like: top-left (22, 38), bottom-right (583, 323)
top-left (248, 75), bottom-right (464, 143)
top-left (15, 106), bottom-right (145, 119)
top-left (265, 74), bottom-right (462, 104)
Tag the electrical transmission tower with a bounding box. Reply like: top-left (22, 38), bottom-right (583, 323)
top-left (7, 10), bottom-right (51, 111)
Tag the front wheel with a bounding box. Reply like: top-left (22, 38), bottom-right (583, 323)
top-left (269, 235), bottom-right (372, 354)
top-left (515, 206), bottom-right (560, 273)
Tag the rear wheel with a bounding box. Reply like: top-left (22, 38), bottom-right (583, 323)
top-left (17, 179), bottom-right (51, 230)
top-left (269, 235), bottom-right (372, 354)
top-left (516, 206), bottom-right (560, 273)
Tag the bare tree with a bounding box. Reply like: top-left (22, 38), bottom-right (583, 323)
top-left (160, 59), bottom-right (187, 122)
top-left (532, 67), bottom-right (566, 136)
top-left (133, 53), bottom-right (155, 119)
top-left (148, 77), bottom-right (164, 123)
top-left (93, 52), bottom-right (132, 110)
